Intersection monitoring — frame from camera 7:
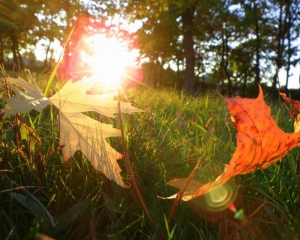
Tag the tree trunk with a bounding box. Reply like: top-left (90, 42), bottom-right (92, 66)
top-left (242, 71), bottom-right (248, 97)
top-left (11, 31), bottom-right (19, 66)
top-left (254, 2), bottom-right (261, 86)
top-left (272, 3), bottom-right (285, 97)
top-left (0, 33), bottom-right (3, 64)
top-left (44, 40), bottom-right (52, 70)
top-left (285, 3), bottom-right (292, 92)
top-left (220, 25), bottom-right (226, 95)
top-left (17, 49), bottom-right (24, 69)
top-left (220, 22), bottom-right (232, 96)
top-left (10, 31), bottom-right (23, 69)
top-left (181, 5), bottom-right (196, 93)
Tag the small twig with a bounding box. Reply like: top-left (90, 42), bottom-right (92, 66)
top-left (90, 210), bottom-right (97, 240)
top-left (118, 101), bottom-right (160, 237)
top-left (36, 135), bottom-right (44, 186)
top-left (128, 113), bottom-right (143, 143)
top-left (0, 186), bottom-right (39, 193)
top-left (45, 145), bottom-right (65, 159)
top-left (160, 154), bottom-right (204, 240)
top-left (227, 200), bottom-right (267, 240)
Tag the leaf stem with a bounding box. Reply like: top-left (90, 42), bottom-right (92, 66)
top-left (117, 102), bottom-right (160, 237)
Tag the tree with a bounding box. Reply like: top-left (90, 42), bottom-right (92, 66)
top-left (0, 0), bottom-right (92, 71)
top-left (116, 0), bottom-right (202, 93)
top-left (34, 2), bottom-right (65, 69)
top-left (266, 0), bottom-right (300, 95)
top-left (0, 0), bottom-right (42, 68)
top-left (230, 40), bottom-right (256, 96)
top-left (136, 4), bottom-right (180, 86)
top-left (281, 0), bottom-right (300, 92)
top-left (234, 0), bottom-right (273, 95)
top-left (1, 0), bottom-right (300, 95)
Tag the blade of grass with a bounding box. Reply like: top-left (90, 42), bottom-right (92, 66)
top-left (3, 174), bottom-right (56, 227)
top-left (37, 27), bottom-right (75, 129)
top-left (107, 216), bottom-right (142, 238)
top-left (189, 121), bottom-right (224, 142)
top-left (44, 27), bottom-right (75, 97)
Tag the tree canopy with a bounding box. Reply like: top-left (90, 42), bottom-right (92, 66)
top-left (0, 0), bottom-right (299, 95)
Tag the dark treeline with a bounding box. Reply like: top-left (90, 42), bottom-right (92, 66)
top-left (0, 0), bottom-right (300, 97)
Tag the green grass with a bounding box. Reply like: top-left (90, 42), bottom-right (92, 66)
top-left (0, 79), bottom-right (300, 239)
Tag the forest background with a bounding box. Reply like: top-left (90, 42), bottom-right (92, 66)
top-left (0, 0), bottom-right (300, 97)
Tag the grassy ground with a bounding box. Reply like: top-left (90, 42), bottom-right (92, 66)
top-left (0, 78), bottom-right (299, 239)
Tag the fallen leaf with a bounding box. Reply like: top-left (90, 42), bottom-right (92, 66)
top-left (162, 178), bottom-right (203, 201)
top-left (294, 114), bottom-right (300, 133)
top-left (280, 93), bottom-right (300, 114)
top-left (1, 77), bottom-right (50, 118)
top-left (166, 85), bottom-right (300, 200)
top-left (1, 75), bottom-right (143, 187)
top-left (279, 93), bottom-right (300, 133)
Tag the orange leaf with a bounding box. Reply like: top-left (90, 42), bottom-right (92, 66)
top-left (166, 85), bottom-right (300, 201)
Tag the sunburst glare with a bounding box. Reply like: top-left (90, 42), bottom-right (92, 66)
top-left (81, 34), bottom-right (139, 93)
top-left (58, 16), bottom-right (142, 94)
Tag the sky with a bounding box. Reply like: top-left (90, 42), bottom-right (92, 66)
top-left (278, 67), bottom-right (300, 89)
top-left (35, 38), bottom-right (63, 63)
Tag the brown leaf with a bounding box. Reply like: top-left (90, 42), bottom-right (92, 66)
top-left (166, 85), bottom-right (300, 201)
top-left (280, 93), bottom-right (300, 114)
top-left (163, 178), bottom-right (203, 201)
top-left (280, 93), bottom-right (300, 132)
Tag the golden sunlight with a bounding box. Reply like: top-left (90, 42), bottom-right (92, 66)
top-left (58, 17), bottom-right (142, 93)
top-left (81, 34), bottom-right (139, 93)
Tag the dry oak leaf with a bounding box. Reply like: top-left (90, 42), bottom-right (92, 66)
top-left (1, 75), bottom-right (143, 187)
top-left (165, 85), bottom-right (300, 201)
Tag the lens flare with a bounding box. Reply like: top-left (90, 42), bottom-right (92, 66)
top-left (228, 203), bottom-right (245, 220)
top-left (204, 181), bottom-right (238, 212)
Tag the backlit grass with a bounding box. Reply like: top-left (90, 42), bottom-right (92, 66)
top-left (0, 78), bottom-right (299, 239)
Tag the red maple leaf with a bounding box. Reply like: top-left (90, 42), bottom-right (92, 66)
top-left (165, 85), bottom-right (300, 201)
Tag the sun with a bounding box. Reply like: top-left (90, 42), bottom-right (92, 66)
top-left (58, 17), bottom-right (142, 93)
top-left (80, 34), bottom-right (139, 93)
